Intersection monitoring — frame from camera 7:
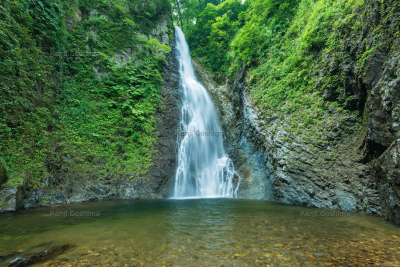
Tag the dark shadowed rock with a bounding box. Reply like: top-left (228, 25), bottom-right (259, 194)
top-left (146, 34), bottom-right (181, 198)
top-left (0, 158), bottom-right (7, 186)
top-left (372, 139), bottom-right (400, 224)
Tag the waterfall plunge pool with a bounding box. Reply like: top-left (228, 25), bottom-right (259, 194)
top-left (0, 199), bottom-right (399, 266)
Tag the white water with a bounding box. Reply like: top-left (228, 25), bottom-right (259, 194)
top-left (173, 27), bottom-right (240, 199)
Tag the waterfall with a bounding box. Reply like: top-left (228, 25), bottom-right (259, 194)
top-left (173, 27), bottom-right (240, 199)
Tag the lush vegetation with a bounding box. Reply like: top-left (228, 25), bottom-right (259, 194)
top-left (2, 0), bottom-right (398, 189)
top-left (172, 0), bottom-right (248, 77)
top-left (0, 0), bottom-right (171, 188)
top-left (173, 0), bottom-right (376, 148)
top-left (239, 0), bottom-right (365, 143)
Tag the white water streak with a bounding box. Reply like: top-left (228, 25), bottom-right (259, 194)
top-left (173, 27), bottom-right (240, 199)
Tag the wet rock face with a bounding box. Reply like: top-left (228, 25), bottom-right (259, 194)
top-left (146, 36), bottom-right (181, 198)
top-left (317, 0), bottom-right (400, 164)
top-left (317, 0), bottom-right (400, 222)
top-left (195, 62), bottom-right (380, 213)
top-left (21, 176), bottom-right (166, 208)
top-left (360, 55), bottom-right (400, 160)
top-left (373, 140), bottom-right (400, 224)
top-left (193, 62), bottom-right (273, 200)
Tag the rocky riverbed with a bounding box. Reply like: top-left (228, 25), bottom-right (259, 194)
top-left (1, 199), bottom-right (399, 267)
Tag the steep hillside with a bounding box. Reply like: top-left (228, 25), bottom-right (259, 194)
top-left (183, 0), bottom-right (400, 224)
top-left (2, 0), bottom-right (399, 226)
top-left (0, 0), bottom-right (180, 211)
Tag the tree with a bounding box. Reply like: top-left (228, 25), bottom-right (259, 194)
top-left (173, 0), bottom-right (184, 29)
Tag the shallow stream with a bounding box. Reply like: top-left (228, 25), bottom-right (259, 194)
top-left (0, 199), bottom-right (399, 266)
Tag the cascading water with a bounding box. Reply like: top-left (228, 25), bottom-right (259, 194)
top-left (173, 26), bottom-right (240, 199)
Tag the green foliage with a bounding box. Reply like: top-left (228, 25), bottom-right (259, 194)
top-left (172, 0), bottom-right (224, 32)
top-left (230, 0), bottom-right (300, 69)
top-left (184, 0), bottom-right (247, 79)
top-left (57, 34), bottom-right (170, 179)
top-left (27, 0), bottom-right (65, 49)
top-left (171, 0), bottom-right (247, 78)
top-left (78, 0), bottom-right (171, 33)
top-left (178, 0), bottom-right (367, 143)
top-left (0, 0), bottom-right (171, 188)
top-left (246, 0), bottom-right (364, 111)
top-left (0, 0), bottom-right (65, 188)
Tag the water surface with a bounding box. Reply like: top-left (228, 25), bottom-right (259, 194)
top-left (0, 199), bottom-right (399, 266)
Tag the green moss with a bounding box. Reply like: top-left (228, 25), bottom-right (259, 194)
top-left (39, 199), bottom-right (49, 205)
top-left (0, 0), bottom-right (172, 188)
top-left (184, 0), bottom-right (374, 146)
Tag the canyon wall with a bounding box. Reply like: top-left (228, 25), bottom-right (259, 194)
top-left (194, 0), bottom-right (400, 224)
top-left (20, 37), bottom-right (180, 210)
top-left (0, 1), bottom-right (180, 211)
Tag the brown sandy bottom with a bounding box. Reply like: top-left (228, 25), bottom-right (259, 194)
top-left (0, 199), bottom-right (399, 267)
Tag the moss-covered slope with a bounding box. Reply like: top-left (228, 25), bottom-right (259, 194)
top-left (189, 0), bottom-right (400, 224)
top-left (0, 0), bottom-right (179, 209)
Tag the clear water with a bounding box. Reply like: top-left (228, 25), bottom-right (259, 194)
top-left (0, 199), bottom-right (399, 267)
top-left (173, 27), bottom-right (240, 198)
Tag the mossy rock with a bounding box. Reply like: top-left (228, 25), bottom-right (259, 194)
top-left (0, 183), bottom-right (24, 212)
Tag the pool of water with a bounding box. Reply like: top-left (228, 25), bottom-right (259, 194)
top-left (0, 199), bottom-right (399, 266)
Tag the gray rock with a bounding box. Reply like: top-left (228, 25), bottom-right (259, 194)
top-left (372, 139), bottom-right (400, 224)
top-left (0, 180), bottom-right (25, 212)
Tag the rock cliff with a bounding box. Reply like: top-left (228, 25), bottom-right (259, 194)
top-left (193, 0), bottom-right (400, 224)
top-left (20, 37), bottom-right (180, 209)
top-left (0, 5), bottom-right (180, 211)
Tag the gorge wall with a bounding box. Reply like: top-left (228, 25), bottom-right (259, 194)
top-left (0, 0), bottom-right (180, 211)
top-left (193, 0), bottom-right (400, 225)
top-left (1, 0), bottom-right (399, 227)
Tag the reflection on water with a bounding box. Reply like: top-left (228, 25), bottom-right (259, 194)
top-left (0, 199), bottom-right (399, 266)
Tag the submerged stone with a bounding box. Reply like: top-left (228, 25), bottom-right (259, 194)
top-left (7, 244), bottom-right (69, 267)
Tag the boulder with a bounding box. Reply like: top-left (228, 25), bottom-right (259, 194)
top-left (372, 139), bottom-right (400, 225)
top-left (0, 180), bottom-right (25, 212)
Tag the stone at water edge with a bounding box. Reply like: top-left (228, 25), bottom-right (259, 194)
top-left (0, 179), bottom-right (25, 212)
top-left (372, 139), bottom-right (400, 225)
